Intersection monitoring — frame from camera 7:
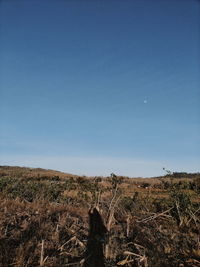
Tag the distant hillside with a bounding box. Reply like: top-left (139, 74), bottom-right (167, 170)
top-left (0, 165), bottom-right (199, 181)
top-left (0, 165), bottom-right (77, 179)
top-left (156, 171), bottom-right (200, 179)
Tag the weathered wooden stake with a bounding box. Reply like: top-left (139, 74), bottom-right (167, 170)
top-left (83, 208), bottom-right (107, 267)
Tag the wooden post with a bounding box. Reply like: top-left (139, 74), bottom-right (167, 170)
top-left (83, 208), bottom-right (107, 267)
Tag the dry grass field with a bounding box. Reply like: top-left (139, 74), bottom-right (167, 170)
top-left (0, 166), bottom-right (200, 266)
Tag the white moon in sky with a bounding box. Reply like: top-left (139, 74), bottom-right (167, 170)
top-left (144, 100), bottom-right (147, 104)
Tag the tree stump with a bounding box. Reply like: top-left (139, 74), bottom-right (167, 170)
top-left (83, 208), bottom-right (107, 267)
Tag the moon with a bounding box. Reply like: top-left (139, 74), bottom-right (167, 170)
top-left (144, 100), bottom-right (147, 104)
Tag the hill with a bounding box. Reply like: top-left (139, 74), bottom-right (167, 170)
top-left (0, 166), bottom-right (199, 266)
top-left (0, 165), bottom-right (77, 179)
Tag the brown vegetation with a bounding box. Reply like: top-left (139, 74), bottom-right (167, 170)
top-left (0, 166), bottom-right (200, 266)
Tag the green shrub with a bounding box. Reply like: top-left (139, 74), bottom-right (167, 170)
top-left (0, 177), bottom-right (17, 192)
top-left (120, 197), bottom-right (135, 212)
top-left (170, 189), bottom-right (192, 226)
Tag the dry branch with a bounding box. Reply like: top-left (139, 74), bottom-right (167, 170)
top-left (136, 208), bottom-right (173, 223)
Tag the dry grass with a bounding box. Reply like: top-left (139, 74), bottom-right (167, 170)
top-left (0, 166), bottom-right (200, 266)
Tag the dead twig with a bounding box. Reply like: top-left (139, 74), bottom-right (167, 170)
top-left (137, 208), bottom-right (173, 223)
top-left (40, 240), bottom-right (48, 266)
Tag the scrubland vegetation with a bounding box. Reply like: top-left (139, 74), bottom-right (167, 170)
top-left (0, 166), bottom-right (200, 266)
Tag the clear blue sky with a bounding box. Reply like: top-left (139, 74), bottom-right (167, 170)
top-left (0, 0), bottom-right (199, 177)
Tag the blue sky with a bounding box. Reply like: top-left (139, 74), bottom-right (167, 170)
top-left (0, 0), bottom-right (199, 177)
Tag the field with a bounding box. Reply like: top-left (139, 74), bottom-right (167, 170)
top-left (0, 166), bottom-right (200, 267)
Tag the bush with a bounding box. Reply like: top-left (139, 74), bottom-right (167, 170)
top-left (170, 189), bottom-right (192, 226)
top-left (120, 197), bottom-right (134, 212)
top-left (0, 177), bottom-right (17, 192)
